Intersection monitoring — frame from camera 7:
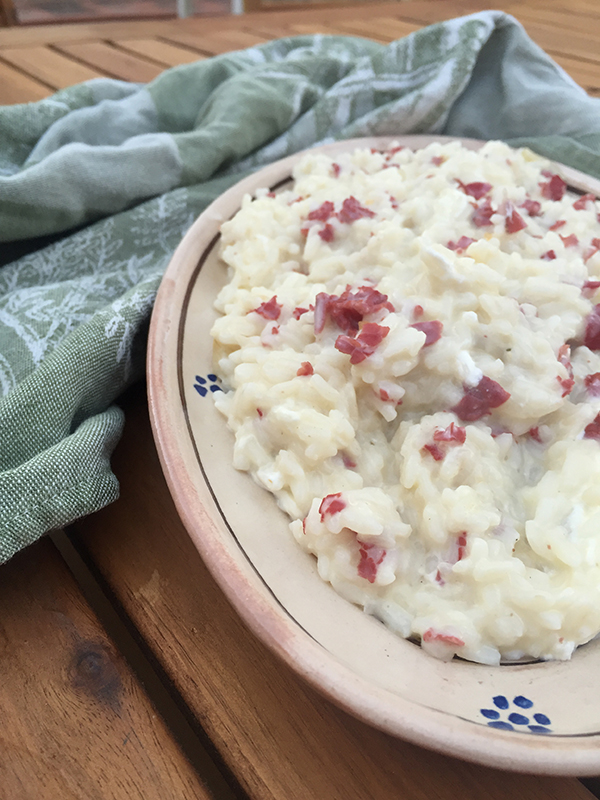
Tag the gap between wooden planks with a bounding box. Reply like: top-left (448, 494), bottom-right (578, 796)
top-left (71, 383), bottom-right (597, 800)
top-left (0, 1), bottom-right (598, 102)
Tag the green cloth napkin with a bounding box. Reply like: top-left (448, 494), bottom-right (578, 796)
top-left (1, 11), bottom-right (600, 563)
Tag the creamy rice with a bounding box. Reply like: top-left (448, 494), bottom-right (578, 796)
top-left (210, 140), bottom-right (600, 665)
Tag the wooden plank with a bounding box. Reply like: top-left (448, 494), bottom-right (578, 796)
top-left (115, 38), bottom-right (206, 67)
top-left (74, 385), bottom-right (596, 800)
top-left (326, 16), bottom-right (421, 41)
top-left (0, 5), bottom-right (394, 48)
top-left (513, 5), bottom-right (600, 33)
top-left (0, 45), bottom-right (103, 89)
top-left (516, 20), bottom-right (600, 65)
top-left (0, 59), bottom-right (51, 104)
top-left (0, 19), bottom-right (190, 49)
top-left (164, 28), bottom-right (271, 56)
top-left (552, 54), bottom-right (600, 96)
top-left (0, 537), bottom-right (213, 800)
top-left (55, 41), bottom-right (165, 83)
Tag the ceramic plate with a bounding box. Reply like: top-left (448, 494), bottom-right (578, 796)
top-left (147, 136), bottom-right (600, 775)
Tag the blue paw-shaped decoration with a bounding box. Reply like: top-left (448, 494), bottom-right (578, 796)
top-left (194, 374), bottom-right (223, 397)
top-left (480, 695), bottom-right (552, 734)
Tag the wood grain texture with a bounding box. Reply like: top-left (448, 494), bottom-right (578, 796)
top-left (55, 41), bottom-right (164, 83)
top-left (0, 45), bottom-right (103, 88)
top-left (164, 28), bottom-right (270, 56)
top-left (0, 537), bottom-right (213, 800)
top-left (0, 59), bottom-right (51, 103)
top-left (114, 38), bottom-right (207, 67)
top-left (73, 385), bottom-right (596, 800)
top-left (552, 54), bottom-right (600, 96)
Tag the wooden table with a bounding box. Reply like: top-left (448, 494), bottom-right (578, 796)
top-left (1, 2), bottom-right (600, 798)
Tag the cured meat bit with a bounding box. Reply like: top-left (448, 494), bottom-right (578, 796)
top-left (472, 198), bottom-right (495, 227)
top-left (332, 163), bottom-right (341, 178)
top-left (307, 201), bottom-right (335, 222)
top-left (557, 376), bottom-right (574, 397)
top-left (302, 517), bottom-right (307, 534)
top-left (389, 195), bottom-right (399, 210)
top-left (435, 569), bottom-right (445, 585)
top-left (557, 344), bottom-right (574, 396)
top-left (266, 191), bottom-right (276, 198)
top-left (422, 443), bottom-right (445, 461)
top-left (573, 193), bottom-right (596, 210)
top-left (257, 408), bottom-right (263, 417)
top-left (433, 422), bottom-right (467, 444)
top-left (447, 236), bottom-right (476, 252)
top-left (413, 304), bottom-right (424, 317)
top-left (451, 376), bottom-right (511, 421)
top-left (560, 233), bottom-right (579, 247)
top-left (584, 304), bottom-right (600, 350)
top-left (314, 285), bottom-right (394, 335)
top-left (540, 174), bottom-right (567, 201)
top-left (541, 250), bottom-right (556, 261)
top-left (422, 629), bottom-right (465, 647)
top-left (297, 361), bottom-right (314, 376)
top-left (318, 493), bottom-right (346, 521)
top-left (584, 414), bottom-right (600, 440)
top-left (585, 373), bottom-right (600, 396)
top-left (293, 306), bottom-right (309, 319)
top-left (335, 323), bottom-right (390, 364)
top-left (337, 196), bottom-right (376, 224)
top-left (505, 204), bottom-right (527, 234)
top-left (357, 542), bottom-right (386, 583)
top-left (584, 239), bottom-right (600, 264)
top-left (410, 320), bottom-right (443, 346)
top-left (318, 223), bottom-right (335, 242)
top-left (342, 453), bottom-right (357, 469)
top-left (431, 156), bottom-right (445, 166)
top-left (549, 220), bottom-right (566, 231)
top-left (254, 296), bottom-right (282, 320)
top-left (456, 180), bottom-right (492, 199)
top-left (520, 198), bottom-right (542, 216)
top-left (528, 426), bottom-right (542, 442)
top-left (457, 532), bottom-right (467, 561)
top-left (424, 423), bottom-right (466, 461)
top-left (385, 145), bottom-right (404, 159)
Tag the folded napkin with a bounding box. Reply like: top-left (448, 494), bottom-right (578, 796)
top-left (1, 10), bottom-right (599, 563)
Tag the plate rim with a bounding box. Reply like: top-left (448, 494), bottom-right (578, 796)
top-left (147, 134), bottom-right (600, 775)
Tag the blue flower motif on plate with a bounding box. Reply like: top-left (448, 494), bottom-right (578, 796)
top-left (480, 695), bottom-right (552, 734)
top-left (194, 374), bottom-right (223, 397)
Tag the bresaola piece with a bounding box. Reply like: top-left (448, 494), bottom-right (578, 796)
top-left (335, 323), bottom-right (390, 364)
top-left (451, 376), bottom-right (511, 421)
top-left (422, 423), bottom-right (466, 461)
top-left (410, 320), bottom-right (443, 346)
top-left (357, 542), bottom-right (386, 583)
top-left (540, 174), bottom-right (567, 201)
top-left (584, 305), bottom-right (600, 350)
top-left (471, 198), bottom-right (495, 227)
top-left (314, 285), bottom-right (394, 335)
top-left (303, 195), bottom-right (376, 242)
top-left (456, 180), bottom-right (492, 200)
top-left (504, 203), bottom-right (527, 234)
top-left (253, 296), bottom-right (282, 320)
top-left (447, 236), bottom-right (476, 253)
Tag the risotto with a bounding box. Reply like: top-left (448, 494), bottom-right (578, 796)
top-left (210, 140), bottom-right (600, 666)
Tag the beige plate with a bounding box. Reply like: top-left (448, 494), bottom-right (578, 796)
top-left (147, 135), bottom-right (600, 775)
